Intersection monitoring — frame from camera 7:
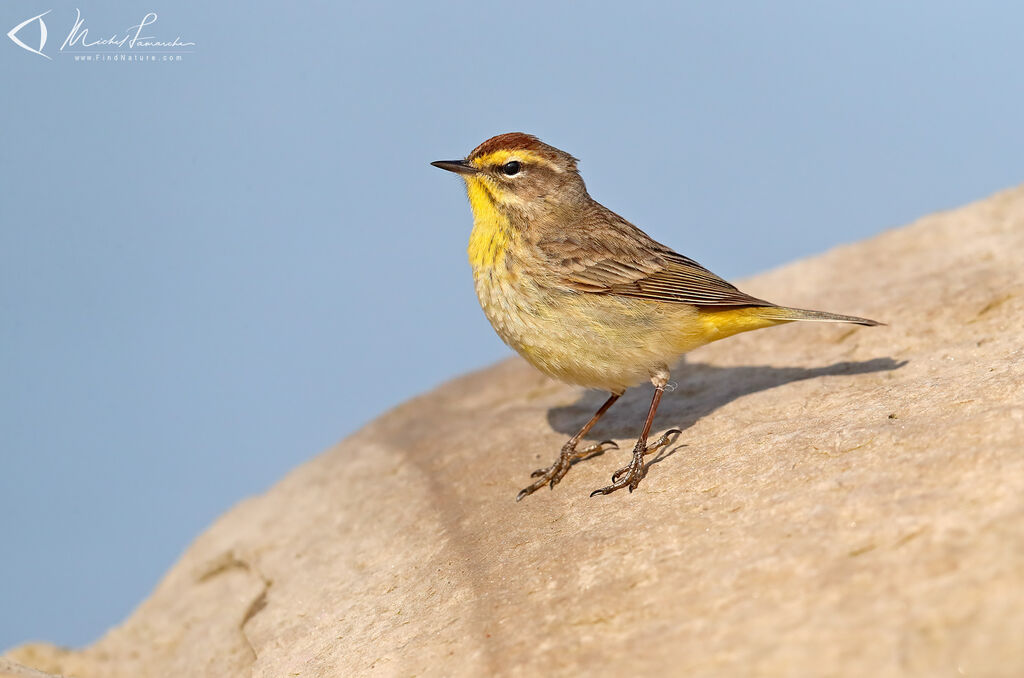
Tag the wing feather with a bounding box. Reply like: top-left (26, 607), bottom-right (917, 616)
top-left (535, 206), bottom-right (773, 308)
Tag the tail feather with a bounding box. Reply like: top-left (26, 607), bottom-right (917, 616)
top-left (754, 306), bottom-right (883, 327)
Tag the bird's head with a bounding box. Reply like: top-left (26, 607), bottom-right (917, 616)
top-left (432, 133), bottom-right (588, 222)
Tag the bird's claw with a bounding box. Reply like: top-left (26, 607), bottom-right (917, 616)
top-left (517, 460), bottom-right (571, 501)
top-left (517, 439), bottom-right (619, 501)
top-left (591, 429), bottom-right (681, 497)
top-left (593, 456), bottom-right (646, 496)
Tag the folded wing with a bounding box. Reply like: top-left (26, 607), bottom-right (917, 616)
top-left (536, 207), bottom-right (774, 308)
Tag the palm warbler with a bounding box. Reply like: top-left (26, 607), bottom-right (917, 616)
top-left (432, 133), bottom-right (880, 501)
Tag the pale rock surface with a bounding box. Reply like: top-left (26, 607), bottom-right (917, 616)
top-left (0, 658), bottom-right (62, 678)
top-left (6, 187), bottom-right (1024, 678)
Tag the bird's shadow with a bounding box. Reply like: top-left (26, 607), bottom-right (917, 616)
top-left (546, 358), bottom-right (907, 463)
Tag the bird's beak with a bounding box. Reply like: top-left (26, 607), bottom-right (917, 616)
top-left (431, 159), bottom-right (480, 176)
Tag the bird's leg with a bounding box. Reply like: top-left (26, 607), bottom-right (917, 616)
top-left (516, 393), bottom-right (621, 502)
top-left (591, 370), bottom-right (671, 496)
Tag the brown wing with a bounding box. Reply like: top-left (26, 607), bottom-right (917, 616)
top-left (535, 205), bottom-right (773, 308)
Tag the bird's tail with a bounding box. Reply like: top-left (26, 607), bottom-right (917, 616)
top-left (754, 306), bottom-right (883, 327)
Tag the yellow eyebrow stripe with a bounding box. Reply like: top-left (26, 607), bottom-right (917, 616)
top-left (470, 149), bottom-right (561, 172)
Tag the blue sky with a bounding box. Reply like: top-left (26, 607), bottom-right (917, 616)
top-left (2, 1), bottom-right (1022, 649)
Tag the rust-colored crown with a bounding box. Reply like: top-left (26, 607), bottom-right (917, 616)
top-left (467, 133), bottom-right (578, 167)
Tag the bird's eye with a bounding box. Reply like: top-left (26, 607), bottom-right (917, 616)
top-left (502, 161), bottom-right (521, 176)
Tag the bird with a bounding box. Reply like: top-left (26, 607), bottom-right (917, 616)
top-left (431, 133), bottom-right (880, 501)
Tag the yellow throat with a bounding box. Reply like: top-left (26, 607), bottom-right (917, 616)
top-left (464, 175), bottom-right (512, 270)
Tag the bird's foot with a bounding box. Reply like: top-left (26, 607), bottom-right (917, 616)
top-left (516, 439), bottom-right (619, 502)
top-left (590, 429), bottom-right (681, 496)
